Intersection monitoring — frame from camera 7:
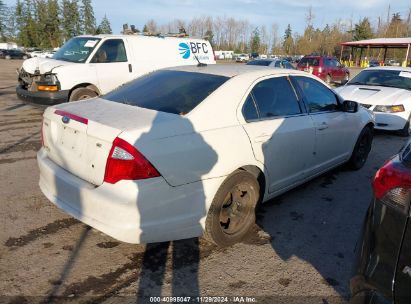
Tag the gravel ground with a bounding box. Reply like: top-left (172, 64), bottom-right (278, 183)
top-left (0, 59), bottom-right (407, 304)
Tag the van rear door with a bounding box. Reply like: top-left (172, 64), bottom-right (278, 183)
top-left (89, 38), bottom-right (133, 94)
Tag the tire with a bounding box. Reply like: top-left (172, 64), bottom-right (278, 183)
top-left (204, 170), bottom-right (260, 247)
top-left (342, 73), bottom-right (349, 84)
top-left (69, 87), bottom-right (98, 102)
top-left (22, 55), bottom-right (28, 60)
top-left (347, 126), bottom-right (373, 170)
top-left (5, 55), bottom-right (11, 60)
top-left (399, 119), bottom-right (410, 137)
top-left (325, 74), bottom-right (332, 84)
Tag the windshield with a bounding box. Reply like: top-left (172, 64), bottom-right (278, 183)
top-left (298, 57), bottom-right (319, 67)
top-left (347, 69), bottom-right (411, 91)
top-left (104, 70), bottom-right (229, 115)
top-left (53, 37), bottom-right (101, 63)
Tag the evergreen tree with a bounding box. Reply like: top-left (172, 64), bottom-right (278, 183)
top-left (283, 24), bottom-right (293, 54)
top-left (45, 0), bottom-right (61, 47)
top-left (34, 0), bottom-right (49, 47)
top-left (81, 0), bottom-right (95, 34)
top-left (142, 24), bottom-right (148, 33)
top-left (353, 18), bottom-right (373, 41)
top-left (250, 27), bottom-right (260, 53)
top-left (62, 0), bottom-right (81, 41)
top-left (205, 29), bottom-right (214, 47)
top-left (97, 15), bottom-right (112, 34)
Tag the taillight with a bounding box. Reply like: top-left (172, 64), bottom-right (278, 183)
top-left (104, 137), bottom-right (160, 184)
top-left (373, 158), bottom-right (411, 214)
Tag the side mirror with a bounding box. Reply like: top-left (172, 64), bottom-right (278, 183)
top-left (343, 100), bottom-right (358, 113)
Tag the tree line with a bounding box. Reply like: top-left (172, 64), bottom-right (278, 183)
top-left (138, 6), bottom-right (411, 58)
top-left (0, 0), bottom-right (112, 48)
top-left (1, 1), bottom-right (410, 59)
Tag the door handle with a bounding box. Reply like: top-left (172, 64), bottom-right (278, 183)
top-left (317, 122), bottom-right (328, 131)
top-left (128, 64), bottom-right (132, 73)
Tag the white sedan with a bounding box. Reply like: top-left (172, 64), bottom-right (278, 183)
top-left (335, 67), bottom-right (411, 136)
top-left (38, 65), bottom-right (374, 246)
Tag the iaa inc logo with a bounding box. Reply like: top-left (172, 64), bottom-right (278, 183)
top-left (179, 43), bottom-right (190, 59)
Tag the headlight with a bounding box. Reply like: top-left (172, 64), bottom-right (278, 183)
top-left (36, 73), bottom-right (59, 91)
top-left (374, 105), bottom-right (405, 113)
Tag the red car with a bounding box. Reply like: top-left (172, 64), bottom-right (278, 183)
top-left (297, 56), bottom-right (350, 84)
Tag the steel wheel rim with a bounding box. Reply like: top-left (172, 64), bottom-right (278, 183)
top-left (219, 182), bottom-right (254, 235)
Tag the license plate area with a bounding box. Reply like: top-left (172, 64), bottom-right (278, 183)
top-left (59, 125), bottom-right (86, 156)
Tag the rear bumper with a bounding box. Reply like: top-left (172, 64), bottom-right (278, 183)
top-left (37, 148), bottom-right (222, 244)
top-left (16, 85), bottom-right (69, 105)
top-left (374, 111), bottom-right (409, 131)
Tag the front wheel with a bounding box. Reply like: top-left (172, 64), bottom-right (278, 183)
top-left (69, 87), bottom-right (98, 102)
top-left (347, 126), bottom-right (373, 170)
top-left (325, 74), bottom-right (332, 84)
top-left (204, 171), bottom-right (260, 247)
top-left (342, 73), bottom-right (350, 84)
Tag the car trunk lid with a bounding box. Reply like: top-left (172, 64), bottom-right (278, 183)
top-left (42, 98), bottom-right (185, 186)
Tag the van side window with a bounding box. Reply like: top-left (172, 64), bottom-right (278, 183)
top-left (91, 39), bottom-right (127, 63)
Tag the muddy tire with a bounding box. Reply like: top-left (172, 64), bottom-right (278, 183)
top-left (69, 87), bottom-right (97, 102)
top-left (204, 170), bottom-right (260, 247)
top-left (347, 126), bottom-right (373, 170)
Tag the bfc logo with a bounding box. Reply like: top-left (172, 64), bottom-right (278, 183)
top-left (179, 42), bottom-right (209, 59)
top-left (179, 43), bottom-right (191, 59)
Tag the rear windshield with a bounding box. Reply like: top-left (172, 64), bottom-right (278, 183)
top-left (298, 57), bottom-right (320, 67)
top-left (347, 69), bottom-right (411, 91)
top-left (104, 70), bottom-right (229, 115)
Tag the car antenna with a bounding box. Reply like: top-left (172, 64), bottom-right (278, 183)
top-left (194, 54), bottom-right (207, 67)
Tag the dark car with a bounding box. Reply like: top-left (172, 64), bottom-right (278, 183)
top-left (350, 140), bottom-right (411, 304)
top-left (297, 55), bottom-right (350, 84)
top-left (0, 49), bottom-right (30, 60)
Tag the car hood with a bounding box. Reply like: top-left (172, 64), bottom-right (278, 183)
top-left (335, 85), bottom-right (411, 106)
top-left (21, 57), bottom-right (74, 74)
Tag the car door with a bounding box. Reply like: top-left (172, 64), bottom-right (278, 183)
top-left (291, 76), bottom-right (356, 175)
top-left (89, 39), bottom-right (133, 94)
top-left (241, 76), bottom-right (316, 194)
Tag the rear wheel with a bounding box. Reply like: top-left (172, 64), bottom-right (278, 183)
top-left (204, 171), bottom-right (260, 247)
top-left (325, 74), bottom-right (332, 84)
top-left (69, 87), bottom-right (97, 102)
top-left (348, 126), bottom-right (373, 170)
top-left (343, 73), bottom-right (350, 84)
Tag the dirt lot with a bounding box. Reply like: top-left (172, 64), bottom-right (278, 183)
top-left (0, 59), bottom-right (408, 304)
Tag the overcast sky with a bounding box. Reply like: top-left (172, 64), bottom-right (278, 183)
top-left (4, 0), bottom-right (411, 35)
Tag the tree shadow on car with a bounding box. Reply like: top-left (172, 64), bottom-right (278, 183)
top-left (134, 113), bottom-right (218, 300)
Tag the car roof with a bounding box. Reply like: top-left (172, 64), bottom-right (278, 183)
top-left (165, 64), bottom-right (306, 77)
top-left (365, 66), bottom-right (411, 72)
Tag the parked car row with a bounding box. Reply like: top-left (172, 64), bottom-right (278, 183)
top-left (0, 49), bottom-right (30, 60)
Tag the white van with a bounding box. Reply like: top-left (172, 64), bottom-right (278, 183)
top-left (16, 34), bottom-right (215, 104)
